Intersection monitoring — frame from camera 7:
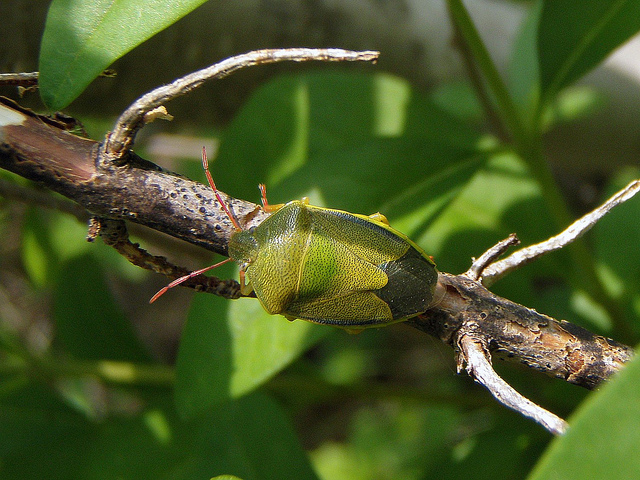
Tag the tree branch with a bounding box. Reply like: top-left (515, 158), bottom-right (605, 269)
top-left (407, 272), bottom-right (633, 434)
top-left (408, 273), bottom-right (632, 391)
top-left (1, 49), bottom-right (638, 436)
top-left (457, 334), bottom-right (568, 435)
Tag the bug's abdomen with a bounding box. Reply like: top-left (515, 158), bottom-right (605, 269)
top-left (286, 229), bottom-right (394, 325)
top-left (375, 247), bottom-right (438, 320)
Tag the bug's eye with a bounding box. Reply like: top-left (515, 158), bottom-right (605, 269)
top-left (248, 226), bottom-right (257, 235)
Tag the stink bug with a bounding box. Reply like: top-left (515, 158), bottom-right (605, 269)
top-left (151, 148), bottom-right (443, 330)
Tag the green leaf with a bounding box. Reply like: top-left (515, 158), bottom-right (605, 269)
top-left (214, 71), bottom-right (486, 230)
top-left (53, 254), bottom-right (149, 362)
top-left (0, 387), bottom-right (317, 480)
top-left (537, 0), bottom-right (640, 105)
top-left (175, 262), bottom-right (328, 418)
top-left (216, 393), bottom-right (320, 480)
top-left (39, 0), bottom-right (208, 109)
top-left (594, 167), bottom-right (640, 288)
top-left (593, 167), bottom-right (640, 319)
top-left (422, 152), bottom-right (549, 272)
top-left (528, 351), bottom-right (640, 480)
top-left (21, 209), bottom-right (56, 288)
top-left (508, 0), bottom-right (542, 126)
top-left (225, 297), bottom-right (328, 398)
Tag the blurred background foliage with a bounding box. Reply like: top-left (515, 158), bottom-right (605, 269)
top-left (1, 0), bottom-right (640, 479)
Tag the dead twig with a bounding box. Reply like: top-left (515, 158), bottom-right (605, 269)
top-left (91, 217), bottom-right (242, 299)
top-left (464, 233), bottom-right (519, 281)
top-left (101, 48), bottom-right (379, 163)
top-left (480, 180), bottom-right (640, 286)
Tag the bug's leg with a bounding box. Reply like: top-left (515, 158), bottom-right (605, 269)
top-left (149, 257), bottom-right (233, 303)
top-left (258, 184), bottom-right (285, 213)
top-left (238, 267), bottom-right (254, 296)
top-left (343, 327), bottom-right (364, 335)
top-left (368, 212), bottom-right (390, 225)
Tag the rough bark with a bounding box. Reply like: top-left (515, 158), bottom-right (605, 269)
top-left (1, 96), bottom-right (632, 392)
top-left (408, 273), bottom-right (633, 390)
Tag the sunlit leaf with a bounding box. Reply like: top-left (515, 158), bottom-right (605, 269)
top-left (175, 263), bottom-right (328, 418)
top-left (538, 0), bottom-right (640, 105)
top-left (528, 352), bottom-right (640, 480)
top-left (39, 0), bottom-right (208, 109)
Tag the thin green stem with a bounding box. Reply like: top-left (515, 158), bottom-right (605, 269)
top-left (522, 134), bottom-right (573, 227)
top-left (446, 0), bottom-right (527, 145)
top-left (447, 0), bottom-right (631, 339)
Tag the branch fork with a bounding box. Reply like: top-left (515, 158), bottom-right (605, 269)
top-left (99, 48), bottom-right (379, 165)
top-left (457, 333), bottom-right (569, 435)
top-left (426, 180), bottom-right (640, 435)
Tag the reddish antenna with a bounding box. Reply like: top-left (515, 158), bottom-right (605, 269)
top-left (258, 183), bottom-right (284, 213)
top-left (149, 258), bottom-right (233, 303)
top-left (202, 146), bottom-right (242, 231)
top-left (149, 146), bottom-right (240, 303)
top-left (258, 184), bottom-right (270, 209)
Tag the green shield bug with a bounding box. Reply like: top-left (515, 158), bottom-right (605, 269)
top-left (152, 148), bottom-right (443, 331)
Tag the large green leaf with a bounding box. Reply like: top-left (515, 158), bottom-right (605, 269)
top-left (175, 262), bottom-right (328, 418)
top-left (213, 72), bottom-right (485, 210)
top-left (537, 0), bottom-right (640, 105)
top-left (0, 387), bottom-right (317, 480)
top-left (528, 351), bottom-right (640, 480)
top-left (39, 0), bottom-right (208, 109)
top-left (510, 1), bottom-right (608, 134)
top-left (53, 254), bottom-right (149, 362)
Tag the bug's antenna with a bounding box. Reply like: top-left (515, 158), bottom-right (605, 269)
top-left (150, 148), bottom-right (242, 303)
top-left (202, 146), bottom-right (242, 231)
top-left (259, 183), bottom-right (269, 209)
top-left (258, 183), bottom-right (284, 213)
top-left (149, 257), bottom-right (234, 303)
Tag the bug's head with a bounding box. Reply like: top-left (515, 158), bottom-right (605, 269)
top-left (228, 228), bottom-right (260, 266)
